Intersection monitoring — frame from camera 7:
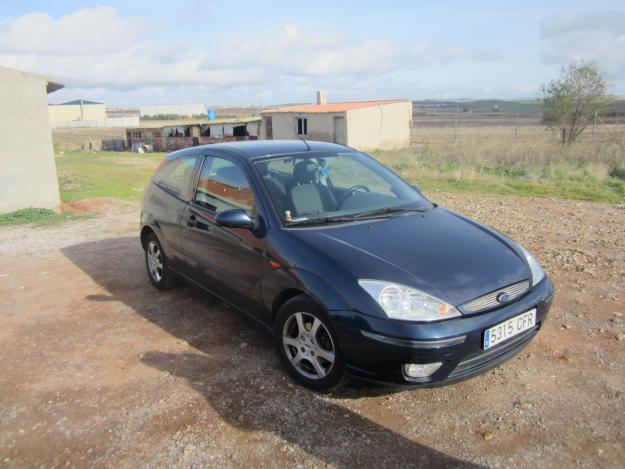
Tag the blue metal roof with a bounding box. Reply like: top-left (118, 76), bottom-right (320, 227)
top-left (55, 99), bottom-right (103, 106)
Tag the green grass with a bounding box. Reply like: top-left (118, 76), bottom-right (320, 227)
top-left (0, 208), bottom-right (93, 227)
top-left (55, 149), bottom-right (165, 201)
top-left (53, 147), bottom-right (625, 205)
top-left (372, 147), bottom-right (625, 204)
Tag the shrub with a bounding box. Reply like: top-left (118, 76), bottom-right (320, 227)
top-left (608, 163), bottom-right (625, 181)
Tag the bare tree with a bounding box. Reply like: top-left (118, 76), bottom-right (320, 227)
top-left (542, 61), bottom-right (611, 144)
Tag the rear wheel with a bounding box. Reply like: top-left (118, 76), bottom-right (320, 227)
top-left (275, 295), bottom-right (347, 391)
top-left (144, 233), bottom-right (177, 290)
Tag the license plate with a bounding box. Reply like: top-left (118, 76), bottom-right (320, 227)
top-left (483, 309), bottom-right (536, 350)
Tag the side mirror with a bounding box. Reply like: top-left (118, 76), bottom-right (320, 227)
top-left (411, 184), bottom-right (422, 193)
top-left (214, 209), bottom-right (254, 229)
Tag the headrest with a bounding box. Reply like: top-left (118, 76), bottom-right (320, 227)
top-left (215, 165), bottom-right (248, 188)
top-left (293, 160), bottom-right (318, 185)
top-left (256, 161), bottom-right (269, 177)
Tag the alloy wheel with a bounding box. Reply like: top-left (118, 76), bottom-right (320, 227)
top-left (282, 312), bottom-right (335, 380)
top-left (146, 240), bottom-right (163, 283)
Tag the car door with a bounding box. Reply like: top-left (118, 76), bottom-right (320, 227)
top-left (146, 154), bottom-right (202, 271)
top-left (181, 153), bottom-right (266, 316)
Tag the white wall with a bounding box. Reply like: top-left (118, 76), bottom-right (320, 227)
top-left (0, 66), bottom-right (60, 212)
top-left (49, 103), bottom-right (106, 122)
top-left (51, 117), bottom-right (140, 128)
top-left (346, 101), bottom-right (411, 150)
top-left (262, 112), bottom-right (340, 141)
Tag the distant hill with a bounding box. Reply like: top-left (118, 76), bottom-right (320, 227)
top-left (412, 99), bottom-right (543, 113)
top-left (412, 98), bottom-right (625, 115)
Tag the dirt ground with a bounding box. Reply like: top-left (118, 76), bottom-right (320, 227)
top-left (1, 194), bottom-right (624, 468)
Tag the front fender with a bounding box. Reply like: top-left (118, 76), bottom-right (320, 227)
top-left (262, 267), bottom-right (351, 315)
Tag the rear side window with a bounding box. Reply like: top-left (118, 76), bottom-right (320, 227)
top-left (195, 156), bottom-right (254, 214)
top-left (153, 155), bottom-right (200, 200)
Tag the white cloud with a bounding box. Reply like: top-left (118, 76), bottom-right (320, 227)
top-left (539, 10), bottom-right (625, 80)
top-left (0, 7), bottom-right (152, 55)
top-left (0, 7), bottom-right (500, 104)
top-left (408, 43), bottom-right (499, 64)
top-left (205, 24), bottom-right (498, 76)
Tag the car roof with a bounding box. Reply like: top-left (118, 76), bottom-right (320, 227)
top-left (166, 140), bottom-right (351, 161)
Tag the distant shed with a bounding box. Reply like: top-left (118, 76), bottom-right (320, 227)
top-left (261, 92), bottom-right (412, 150)
top-left (0, 66), bottom-right (62, 212)
top-left (126, 117), bottom-right (261, 152)
top-left (49, 99), bottom-right (106, 123)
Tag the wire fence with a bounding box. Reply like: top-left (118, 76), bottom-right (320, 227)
top-left (410, 114), bottom-right (625, 147)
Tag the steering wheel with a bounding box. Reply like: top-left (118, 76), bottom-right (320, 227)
top-left (337, 184), bottom-right (370, 208)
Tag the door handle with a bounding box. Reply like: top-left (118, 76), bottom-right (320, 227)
top-left (187, 214), bottom-right (197, 227)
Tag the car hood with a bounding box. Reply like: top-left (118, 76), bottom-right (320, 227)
top-left (291, 207), bottom-right (530, 307)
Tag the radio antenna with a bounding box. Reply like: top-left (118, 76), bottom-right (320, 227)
top-left (276, 112), bottom-right (311, 151)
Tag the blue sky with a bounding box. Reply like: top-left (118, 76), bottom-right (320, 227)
top-left (1, 1), bottom-right (624, 106)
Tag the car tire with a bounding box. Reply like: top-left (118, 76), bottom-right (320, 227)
top-left (275, 295), bottom-right (347, 392)
top-left (144, 232), bottom-right (177, 290)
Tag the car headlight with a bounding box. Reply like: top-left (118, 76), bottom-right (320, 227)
top-left (519, 245), bottom-right (545, 287)
top-left (358, 280), bottom-right (461, 322)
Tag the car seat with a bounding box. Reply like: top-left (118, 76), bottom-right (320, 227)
top-left (289, 160), bottom-right (337, 217)
top-left (256, 161), bottom-right (288, 216)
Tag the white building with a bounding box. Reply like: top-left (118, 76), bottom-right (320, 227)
top-left (0, 66), bottom-right (62, 212)
top-left (261, 92), bottom-right (412, 150)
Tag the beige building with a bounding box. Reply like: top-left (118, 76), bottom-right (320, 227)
top-left (0, 66), bottom-right (63, 212)
top-left (49, 99), bottom-right (106, 123)
top-left (261, 93), bottom-right (412, 150)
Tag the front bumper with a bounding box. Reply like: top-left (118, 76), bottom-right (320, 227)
top-left (330, 276), bottom-right (554, 386)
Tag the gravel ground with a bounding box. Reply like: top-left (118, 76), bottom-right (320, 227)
top-left (0, 195), bottom-right (623, 468)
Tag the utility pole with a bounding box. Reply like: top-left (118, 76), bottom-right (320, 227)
top-left (592, 111), bottom-right (597, 142)
top-left (515, 115), bottom-right (519, 139)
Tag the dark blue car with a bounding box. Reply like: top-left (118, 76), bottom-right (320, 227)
top-left (140, 140), bottom-right (554, 391)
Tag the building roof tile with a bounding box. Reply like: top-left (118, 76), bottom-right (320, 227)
top-left (263, 100), bottom-right (409, 114)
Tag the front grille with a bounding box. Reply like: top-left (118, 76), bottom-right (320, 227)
top-left (448, 327), bottom-right (537, 379)
top-left (461, 280), bottom-right (530, 314)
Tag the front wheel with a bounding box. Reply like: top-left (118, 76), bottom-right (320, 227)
top-left (275, 295), bottom-right (347, 391)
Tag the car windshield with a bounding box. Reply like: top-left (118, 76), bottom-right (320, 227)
top-left (253, 151), bottom-right (433, 226)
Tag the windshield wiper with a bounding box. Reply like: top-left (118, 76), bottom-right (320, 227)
top-left (351, 206), bottom-right (430, 219)
top-left (286, 216), bottom-right (356, 227)
top-left (286, 205), bottom-right (433, 227)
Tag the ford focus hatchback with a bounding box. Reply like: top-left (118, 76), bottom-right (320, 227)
top-left (140, 141), bottom-right (554, 391)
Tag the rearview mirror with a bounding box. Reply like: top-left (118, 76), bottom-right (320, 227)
top-left (214, 209), bottom-right (254, 229)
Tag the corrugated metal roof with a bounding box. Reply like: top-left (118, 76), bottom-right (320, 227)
top-left (262, 100), bottom-right (409, 114)
top-left (129, 116), bottom-right (261, 129)
top-left (47, 82), bottom-right (64, 94)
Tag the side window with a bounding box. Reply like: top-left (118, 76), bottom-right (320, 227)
top-left (195, 156), bottom-right (255, 215)
top-left (153, 155), bottom-right (200, 201)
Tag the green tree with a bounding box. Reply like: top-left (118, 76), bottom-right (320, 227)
top-left (542, 61), bottom-right (611, 144)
